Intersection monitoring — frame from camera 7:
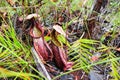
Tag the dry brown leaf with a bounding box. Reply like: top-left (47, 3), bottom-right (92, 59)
top-left (6, 0), bottom-right (15, 6)
top-left (26, 13), bottom-right (41, 20)
top-left (116, 48), bottom-right (120, 52)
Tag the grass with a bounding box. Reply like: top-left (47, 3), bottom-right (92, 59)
top-left (0, 24), bottom-right (45, 79)
top-left (0, 0), bottom-right (120, 80)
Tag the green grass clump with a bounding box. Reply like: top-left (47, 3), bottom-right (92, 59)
top-left (0, 25), bottom-right (45, 79)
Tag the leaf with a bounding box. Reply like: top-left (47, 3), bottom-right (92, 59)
top-left (29, 20), bottom-right (44, 38)
top-left (29, 26), bottom-right (42, 38)
top-left (51, 30), bottom-right (62, 47)
top-left (30, 20), bottom-right (53, 61)
top-left (33, 38), bottom-right (53, 61)
top-left (34, 38), bottom-right (47, 60)
top-left (57, 35), bottom-right (70, 47)
top-left (25, 13), bottom-right (41, 20)
top-left (53, 25), bottom-right (66, 37)
top-left (81, 43), bottom-right (96, 50)
top-left (79, 39), bottom-right (98, 44)
top-left (116, 48), bottom-right (120, 51)
top-left (50, 0), bottom-right (58, 2)
top-left (6, 0), bottom-right (15, 6)
top-left (0, 20), bottom-right (44, 80)
top-left (51, 43), bottom-right (73, 71)
top-left (0, 67), bottom-right (39, 79)
top-left (44, 36), bottom-right (51, 42)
